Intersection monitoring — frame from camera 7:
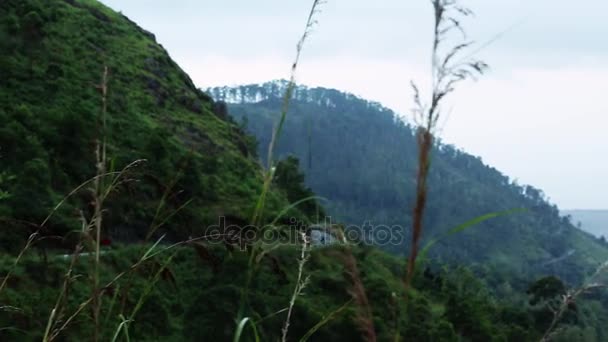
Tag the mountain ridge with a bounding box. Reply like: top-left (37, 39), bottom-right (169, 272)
top-left (208, 81), bottom-right (608, 285)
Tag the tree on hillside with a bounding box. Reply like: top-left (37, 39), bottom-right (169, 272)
top-left (274, 156), bottom-right (325, 219)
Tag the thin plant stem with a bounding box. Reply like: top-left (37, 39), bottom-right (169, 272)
top-left (281, 233), bottom-right (310, 342)
top-left (540, 261), bottom-right (608, 341)
top-left (404, 0), bottom-right (487, 294)
top-left (92, 65), bottom-right (109, 342)
top-left (238, 0), bottom-right (325, 326)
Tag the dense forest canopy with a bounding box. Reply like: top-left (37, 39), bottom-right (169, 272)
top-left (208, 81), bottom-right (608, 286)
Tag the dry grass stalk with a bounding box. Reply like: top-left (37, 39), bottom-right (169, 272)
top-left (331, 227), bottom-right (376, 342)
top-left (39, 66), bottom-right (151, 341)
top-left (404, 0), bottom-right (487, 292)
top-left (91, 65), bottom-right (109, 342)
top-left (0, 232), bottom-right (38, 294)
top-left (342, 248), bottom-right (376, 342)
top-left (541, 261), bottom-right (608, 341)
top-left (281, 232), bottom-right (311, 342)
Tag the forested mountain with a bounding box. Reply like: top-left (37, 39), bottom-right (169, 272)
top-left (207, 81), bottom-right (608, 285)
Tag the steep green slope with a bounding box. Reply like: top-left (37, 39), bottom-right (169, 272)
top-left (207, 81), bottom-right (608, 285)
top-left (0, 0), bottom-right (294, 249)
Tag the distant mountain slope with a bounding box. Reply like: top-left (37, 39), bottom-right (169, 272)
top-left (0, 0), bottom-right (295, 249)
top-left (207, 81), bottom-right (608, 284)
top-left (563, 210), bottom-right (608, 238)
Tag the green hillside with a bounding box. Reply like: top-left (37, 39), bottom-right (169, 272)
top-left (0, 0), bottom-right (298, 249)
top-left (207, 81), bottom-right (608, 285)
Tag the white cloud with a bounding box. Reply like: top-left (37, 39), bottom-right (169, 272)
top-left (445, 66), bottom-right (608, 209)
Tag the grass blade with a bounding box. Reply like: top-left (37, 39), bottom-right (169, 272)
top-left (270, 196), bottom-right (327, 226)
top-left (299, 299), bottom-right (352, 342)
top-left (418, 208), bottom-right (526, 261)
top-left (233, 317), bottom-right (260, 342)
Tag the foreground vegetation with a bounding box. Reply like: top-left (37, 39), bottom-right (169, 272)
top-left (3, 242), bottom-right (607, 341)
top-left (1, 0), bottom-right (607, 341)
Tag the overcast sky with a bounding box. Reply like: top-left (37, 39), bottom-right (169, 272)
top-left (101, 0), bottom-right (607, 210)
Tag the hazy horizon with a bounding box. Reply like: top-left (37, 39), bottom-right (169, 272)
top-left (101, 0), bottom-right (608, 210)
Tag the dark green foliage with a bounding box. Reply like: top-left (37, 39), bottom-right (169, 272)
top-left (0, 0), bottom-right (296, 249)
top-left (526, 276), bottom-right (579, 334)
top-left (0, 244), bottom-right (554, 341)
top-left (274, 156), bottom-right (325, 219)
top-left (527, 276), bottom-right (567, 305)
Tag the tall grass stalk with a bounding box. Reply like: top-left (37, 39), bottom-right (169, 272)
top-left (404, 0), bottom-right (487, 292)
top-left (238, 0), bottom-right (325, 325)
top-left (40, 66), bottom-right (173, 340)
top-left (0, 232), bottom-right (37, 294)
top-left (3, 162), bottom-right (142, 341)
top-left (43, 230), bottom-right (234, 340)
top-left (42, 242), bottom-right (84, 342)
top-left (234, 317), bottom-right (261, 342)
top-left (111, 315), bottom-right (132, 342)
top-left (43, 63), bottom-right (193, 339)
top-left (332, 228), bottom-right (376, 341)
top-left (281, 232), bottom-right (311, 342)
top-left (342, 249), bottom-right (376, 342)
top-left (118, 154), bottom-right (193, 316)
top-left (251, 0), bottom-right (324, 227)
top-left (298, 299), bottom-right (352, 342)
top-left (43, 235), bottom-right (164, 341)
top-left (91, 65), bottom-right (109, 342)
top-left (112, 252), bottom-right (178, 339)
top-left (0, 165), bottom-right (132, 299)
